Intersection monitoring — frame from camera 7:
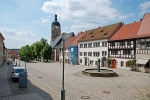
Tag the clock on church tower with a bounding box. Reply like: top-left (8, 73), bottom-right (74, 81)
top-left (51, 14), bottom-right (61, 42)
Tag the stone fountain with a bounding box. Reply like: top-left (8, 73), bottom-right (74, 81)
top-left (82, 59), bottom-right (118, 77)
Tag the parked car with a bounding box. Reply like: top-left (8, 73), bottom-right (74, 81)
top-left (11, 66), bottom-right (26, 82)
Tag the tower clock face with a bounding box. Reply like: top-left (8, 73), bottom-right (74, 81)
top-left (56, 26), bottom-right (59, 29)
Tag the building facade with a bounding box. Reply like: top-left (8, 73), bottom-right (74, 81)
top-left (108, 21), bottom-right (141, 69)
top-left (135, 13), bottom-right (150, 73)
top-left (0, 33), bottom-right (5, 65)
top-left (78, 22), bottom-right (123, 67)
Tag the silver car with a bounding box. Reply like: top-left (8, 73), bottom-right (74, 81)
top-left (11, 66), bottom-right (26, 81)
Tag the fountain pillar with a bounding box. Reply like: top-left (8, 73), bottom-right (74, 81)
top-left (98, 59), bottom-right (100, 72)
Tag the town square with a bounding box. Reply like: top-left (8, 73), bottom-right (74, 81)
top-left (0, 0), bottom-right (150, 100)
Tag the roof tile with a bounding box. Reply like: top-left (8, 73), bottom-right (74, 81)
top-left (109, 21), bottom-right (141, 41)
top-left (78, 22), bottom-right (122, 42)
top-left (136, 13), bottom-right (150, 38)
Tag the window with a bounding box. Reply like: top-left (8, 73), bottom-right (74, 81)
top-left (80, 52), bottom-right (82, 56)
top-left (111, 50), bottom-right (118, 55)
top-left (110, 42), bottom-right (115, 46)
top-left (93, 42), bottom-right (100, 47)
top-left (123, 50), bottom-right (131, 55)
top-left (120, 42), bottom-right (125, 46)
top-left (84, 44), bottom-right (87, 48)
top-left (80, 59), bottom-right (82, 63)
top-left (102, 42), bottom-right (104, 46)
top-left (84, 52), bottom-right (87, 56)
top-left (146, 41), bottom-right (150, 49)
top-left (88, 43), bottom-right (92, 47)
top-left (121, 61), bottom-right (124, 67)
top-left (127, 41), bottom-right (131, 46)
top-left (93, 52), bottom-right (100, 56)
top-left (88, 52), bottom-right (92, 56)
top-left (102, 51), bottom-right (107, 56)
top-left (105, 42), bottom-right (107, 46)
top-left (140, 42), bottom-right (145, 49)
top-left (80, 44), bottom-right (83, 48)
top-left (90, 60), bottom-right (93, 65)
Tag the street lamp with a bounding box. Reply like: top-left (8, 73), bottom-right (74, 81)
top-left (61, 32), bottom-right (66, 100)
top-left (25, 55), bottom-right (26, 70)
top-left (25, 48), bottom-right (27, 70)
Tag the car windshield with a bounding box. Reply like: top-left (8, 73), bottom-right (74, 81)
top-left (14, 69), bottom-right (25, 73)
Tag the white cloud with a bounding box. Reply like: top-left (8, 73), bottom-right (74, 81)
top-left (41, 0), bottom-right (134, 33)
top-left (41, 18), bottom-right (49, 23)
top-left (118, 13), bottom-right (134, 20)
top-left (16, 31), bottom-right (36, 37)
top-left (40, 16), bottom-right (50, 23)
top-left (0, 27), bottom-right (40, 49)
top-left (42, 0), bottom-right (119, 22)
top-left (70, 22), bottom-right (99, 34)
top-left (32, 20), bottom-right (38, 23)
top-left (139, 1), bottom-right (150, 14)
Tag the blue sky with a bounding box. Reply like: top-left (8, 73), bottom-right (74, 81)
top-left (0, 0), bottom-right (150, 49)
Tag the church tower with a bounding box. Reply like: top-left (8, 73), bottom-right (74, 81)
top-left (51, 14), bottom-right (61, 42)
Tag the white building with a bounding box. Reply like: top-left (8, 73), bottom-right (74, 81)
top-left (78, 22), bottom-right (123, 67)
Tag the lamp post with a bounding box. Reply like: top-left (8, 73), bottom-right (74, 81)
top-left (25, 48), bottom-right (27, 70)
top-left (24, 55), bottom-right (26, 70)
top-left (61, 32), bottom-right (66, 100)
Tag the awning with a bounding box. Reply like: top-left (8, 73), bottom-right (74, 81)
top-left (136, 58), bottom-right (149, 64)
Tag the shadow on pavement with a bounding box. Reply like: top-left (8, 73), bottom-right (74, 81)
top-left (7, 64), bottom-right (53, 100)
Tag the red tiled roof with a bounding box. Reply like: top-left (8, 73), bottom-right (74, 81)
top-left (136, 13), bottom-right (150, 38)
top-left (78, 22), bottom-right (122, 42)
top-left (109, 21), bottom-right (141, 41)
top-left (65, 32), bottom-right (86, 48)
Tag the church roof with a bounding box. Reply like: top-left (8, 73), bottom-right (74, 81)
top-left (52, 14), bottom-right (60, 26)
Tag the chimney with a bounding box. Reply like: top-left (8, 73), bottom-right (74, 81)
top-left (98, 26), bottom-right (100, 28)
top-left (134, 21), bottom-right (136, 23)
top-left (140, 18), bottom-right (142, 21)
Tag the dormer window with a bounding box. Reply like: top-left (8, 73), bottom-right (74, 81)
top-left (104, 33), bottom-right (107, 36)
top-left (91, 36), bottom-right (94, 37)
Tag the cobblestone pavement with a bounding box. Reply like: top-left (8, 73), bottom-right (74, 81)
top-left (14, 61), bottom-right (150, 100)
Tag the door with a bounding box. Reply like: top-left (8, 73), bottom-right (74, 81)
top-left (112, 59), bottom-right (117, 68)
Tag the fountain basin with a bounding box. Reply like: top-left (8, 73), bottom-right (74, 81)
top-left (82, 68), bottom-right (118, 77)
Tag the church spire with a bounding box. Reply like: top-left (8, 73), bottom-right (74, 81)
top-left (55, 14), bottom-right (57, 21)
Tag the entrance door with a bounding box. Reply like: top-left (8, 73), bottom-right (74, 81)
top-left (85, 58), bottom-right (87, 65)
top-left (102, 57), bottom-right (107, 67)
top-left (112, 59), bottom-right (117, 68)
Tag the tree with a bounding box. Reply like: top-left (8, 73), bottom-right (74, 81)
top-left (34, 41), bottom-right (42, 60)
top-left (40, 44), bottom-right (52, 62)
top-left (107, 59), bottom-right (112, 68)
top-left (24, 45), bottom-right (32, 61)
top-left (126, 60), bottom-right (136, 71)
top-left (40, 37), bottom-right (48, 48)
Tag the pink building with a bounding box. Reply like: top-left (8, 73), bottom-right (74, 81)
top-left (0, 33), bottom-right (5, 66)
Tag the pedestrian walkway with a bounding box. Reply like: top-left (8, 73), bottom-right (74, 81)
top-left (0, 61), bottom-right (44, 100)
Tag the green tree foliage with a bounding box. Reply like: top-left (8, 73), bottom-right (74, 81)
top-left (34, 41), bottom-right (42, 60)
top-left (126, 60), bottom-right (136, 67)
top-left (40, 44), bottom-right (52, 61)
top-left (19, 38), bottom-right (52, 62)
top-left (107, 59), bottom-right (112, 68)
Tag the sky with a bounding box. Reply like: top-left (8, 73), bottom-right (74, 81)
top-left (0, 0), bottom-right (150, 49)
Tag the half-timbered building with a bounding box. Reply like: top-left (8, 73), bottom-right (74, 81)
top-left (108, 21), bottom-right (141, 69)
